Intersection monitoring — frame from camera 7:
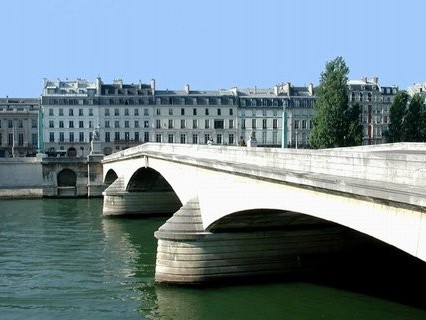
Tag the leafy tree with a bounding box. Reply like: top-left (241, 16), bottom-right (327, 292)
top-left (310, 57), bottom-right (361, 148)
top-left (385, 91), bottom-right (409, 142)
top-left (403, 93), bottom-right (425, 141)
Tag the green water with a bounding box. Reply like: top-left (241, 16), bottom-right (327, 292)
top-left (0, 198), bottom-right (425, 319)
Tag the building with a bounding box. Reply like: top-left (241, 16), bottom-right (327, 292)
top-left (0, 97), bottom-right (40, 157)
top-left (407, 83), bottom-right (426, 98)
top-left (236, 82), bottom-right (315, 148)
top-left (41, 78), bottom-right (239, 156)
top-left (348, 77), bottom-right (398, 145)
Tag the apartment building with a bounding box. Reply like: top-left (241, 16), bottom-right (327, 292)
top-left (348, 77), bottom-right (398, 145)
top-left (0, 98), bottom-right (40, 157)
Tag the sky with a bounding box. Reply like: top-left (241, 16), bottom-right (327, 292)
top-left (0, 0), bottom-right (425, 97)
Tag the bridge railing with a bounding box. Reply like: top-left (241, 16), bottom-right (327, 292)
top-left (103, 142), bottom-right (426, 188)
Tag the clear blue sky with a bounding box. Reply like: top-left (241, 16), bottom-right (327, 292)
top-left (1, 0), bottom-right (425, 97)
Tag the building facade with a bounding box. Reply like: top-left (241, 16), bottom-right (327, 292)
top-left (348, 77), bottom-right (398, 145)
top-left (40, 77), bottom-right (400, 157)
top-left (0, 98), bottom-right (40, 157)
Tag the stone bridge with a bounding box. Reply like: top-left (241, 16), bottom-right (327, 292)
top-left (102, 143), bottom-right (426, 284)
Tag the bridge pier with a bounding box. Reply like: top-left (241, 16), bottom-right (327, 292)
top-left (154, 197), bottom-right (365, 284)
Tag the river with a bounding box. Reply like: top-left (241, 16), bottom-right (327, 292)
top-left (0, 198), bottom-right (425, 319)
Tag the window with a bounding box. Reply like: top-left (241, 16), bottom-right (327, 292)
top-left (134, 132), bottom-right (139, 141)
top-left (262, 119), bottom-right (267, 129)
top-left (79, 108), bottom-right (84, 116)
top-left (105, 121), bottom-right (110, 128)
top-left (18, 133), bottom-right (24, 146)
top-left (32, 133), bottom-right (37, 146)
top-left (89, 121), bottom-right (93, 128)
top-left (89, 108), bottom-right (93, 116)
top-left (302, 120), bottom-right (307, 129)
top-left (49, 132), bottom-right (54, 142)
top-left (168, 119), bottom-right (173, 129)
top-left (241, 119), bottom-right (246, 129)
top-left (115, 108), bottom-right (119, 116)
top-left (69, 121), bottom-right (74, 128)
top-left (8, 133), bottom-right (13, 146)
top-left (229, 108), bottom-right (233, 116)
top-left (192, 134), bottom-right (198, 144)
top-left (229, 119), bottom-right (234, 129)
top-left (79, 121), bottom-right (84, 128)
top-left (144, 132), bottom-right (149, 142)
top-left (115, 121), bottom-right (120, 128)
top-left (156, 108), bottom-right (161, 116)
top-left (273, 109), bottom-right (278, 117)
top-left (181, 108), bottom-right (185, 115)
top-left (125, 108), bottom-right (129, 116)
top-left (217, 108), bottom-right (221, 116)
top-left (294, 120), bottom-right (299, 129)
top-left (216, 134), bottom-right (222, 144)
top-left (144, 120), bottom-right (149, 128)
top-left (273, 119), bottom-right (278, 129)
top-left (49, 120), bottom-right (54, 128)
top-left (229, 134), bottom-right (234, 145)
top-left (214, 119), bottom-right (224, 129)
top-left (124, 132), bottom-right (130, 141)
top-left (180, 134), bottom-right (186, 144)
top-left (69, 109), bottom-right (74, 116)
top-left (169, 108), bottom-right (173, 116)
top-left (79, 132), bottom-right (84, 142)
top-left (252, 119), bottom-right (256, 129)
top-left (125, 120), bottom-right (130, 128)
top-left (69, 132), bottom-right (74, 142)
top-left (18, 120), bottom-right (23, 128)
top-left (115, 132), bottom-right (120, 141)
top-left (180, 119), bottom-right (186, 129)
top-left (32, 119), bottom-right (37, 128)
top-left (193, 119), bottom-right (198, 129)
top-left (134, 108), bottom-right (139, 116)
top-left (135, 120), bottom-right (139, 128)
top-left (156, 119), bottom-right (161, 129)
top-left (105, 108), bottom-right (110, 116)
top-left (205, 119), bottom-right (210, 129)
top-left (59, 109), bottom-right (64, 116)
top-left (205, 108), bottom-right (209, 116)
top-left (49, 108), bottom-right (54, 116)
top-left (193, 108), bottom-right (197, 116)
top-left (59, 121), bottom-right (64, 128)
top-left (204, 134), bottom-right (210, 144)
top-left (8, 120), bottom-right (13, 128)
top-left (59, 132), bottom-right (64, 142)
top-left (168, 134), bottom-right (174, 143)
top-left (156, 134), bottom-right (162, 143)
top-left (262, 109), bottom-right (267, 117)
top-left (105, 132), bottom-right (110, 142)
top-left (144, 108), bottom-right (149, 116)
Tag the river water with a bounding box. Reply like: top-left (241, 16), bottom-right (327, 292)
top-left (0, 198), bottom-right (425, 320)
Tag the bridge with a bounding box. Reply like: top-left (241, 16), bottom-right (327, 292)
top-left (102, 142), bottom-right (426, 284)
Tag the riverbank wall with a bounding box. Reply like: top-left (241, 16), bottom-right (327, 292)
top-left (0, 156), bottom-right (105, 199)
top-left (0, 157), bottom-right (43, 198)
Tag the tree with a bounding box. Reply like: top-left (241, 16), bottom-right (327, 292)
top-left (310, 57), bottom-right (362, 148)
top-left (385, 91), bottom-right (409, 143)
top-left (403, 93), bottom-right (425, 142)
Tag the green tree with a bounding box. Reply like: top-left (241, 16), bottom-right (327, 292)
top-left (310, 57), bottom-right (362, 148)
top-left (385, 91), bottom-right (409, 142)
top-left (403, 93), bottom-right (425, 141)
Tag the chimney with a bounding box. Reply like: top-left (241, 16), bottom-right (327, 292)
top-left (274, 85), bottom-right (279, 96)
top-left (184, 84), bottom-right (190, 94)
top-left (150, 79), bottom-right (156, 95)
top-left (96, 77), bottom-right (102, 95)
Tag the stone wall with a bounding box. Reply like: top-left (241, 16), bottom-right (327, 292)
top-left (0, 158), bottom-right (43, 198)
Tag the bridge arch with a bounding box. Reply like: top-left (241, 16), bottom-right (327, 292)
top-left (104, 169), bottom-right (118, 187)
top-left (127, 167), bottom-right (177, 193)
